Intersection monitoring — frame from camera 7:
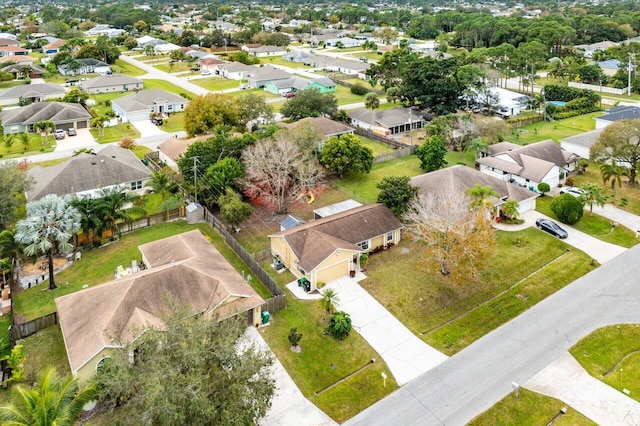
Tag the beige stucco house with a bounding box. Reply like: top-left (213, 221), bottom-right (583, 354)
top-left (269, 204), bottom-right (402, 291)
top-left (56, 230), bottom-right (264, 385)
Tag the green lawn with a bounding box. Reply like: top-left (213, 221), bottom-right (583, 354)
top-left (131, 145), bottom-right (151, 159)
top-left (143, 79), bottom-right (195, 98)
top-left (0, 134), bottom-right (54, 159)
top-left (571, 166), bottom-right (640, 216)
top-left (90, 123), bottom-right (141, 144)
top-left (21, 325), bottom-right (70, 382)
top-left (90, 91), bottom-right (129, 117)
top-left (345, 52), bottom-right (380, 61)
top-left (335, 84), bottom-right (368, 106)
top-left (0, 315), bottom-right (10, 358)
top-left (192, 77), bottom-right (240, 92)
top-left (260, 55), bottom-right (313, 69)
top-left (111, 59), bottom-right (145, 76)
top-left (356, 136), bottom-right (394, 157)
top-left (536, 196), bottom-right (639, 247)
top-left (337, 156), bottom-right (423, 203)
top-left (571, 324), bottom-right (640, 402)
top-left (155, 62), bottom-right (197, 74)
top-left (13, 222), bottom-right (272, 320)
top-left (229, 88), bottom-right (281, 100)
top-left (159, 112), bottom-right (185, 133)
top-left (0, 80), bottom-right (26, 90)
top-left (469, 388), bottom-right (596, 426)
top-left (361, 228), bottom-right (596, 355)
top-left (506, 112), bottom-right (600, 145)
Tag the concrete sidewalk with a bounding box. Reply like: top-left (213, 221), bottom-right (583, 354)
top-left (325, 276), bottom-right (448, 386)
top-left (242, 327), bottom-right (336, 426)
top-left (524, 352), bottom-right (640, 425)
top-left (495, 210), bottom-right (626, 264)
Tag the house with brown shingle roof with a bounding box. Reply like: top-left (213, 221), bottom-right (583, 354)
top-left (269, 204), bottom-right (402, 291)
top-left (56, 230), bottom-right (265, 385)
top-left (157, 135), bottom-right (208, 171)
top-left (477, 139), bottom-right (580, 190)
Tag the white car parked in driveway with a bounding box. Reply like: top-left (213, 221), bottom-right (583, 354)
top-left (559, 186), bottom-right (585, 198)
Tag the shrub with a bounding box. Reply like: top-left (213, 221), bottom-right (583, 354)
top-left (537, 182), bottom-right (550, 196)
top-left (288, 328), bottom-right (302, 347)
top-left (119, 137), bottom-right (136, 149)
top-left (326, 311), bottom-right (352, 340)
top-left (565, 177), bottom-right (575, 187)
top-left (350, 83), bottom-right (370, 95)
top-left (551, 193), bottom-right (584, 225)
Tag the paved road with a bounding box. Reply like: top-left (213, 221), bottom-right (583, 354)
top-left (347, 244), bottom-right (640, 425)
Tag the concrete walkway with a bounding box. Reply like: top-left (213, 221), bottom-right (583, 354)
top-left (241, 327), bottom-right (336, 426)
top-left (324, 275), bottom-right (448, 386)
top-left (495, 210), bottom-right (627, 264)
top-left (525, 352), bottom-right (640, 425)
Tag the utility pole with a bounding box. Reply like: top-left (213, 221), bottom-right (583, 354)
top-left (629, 53), bottom-right (635, 97)
top-left (192, 157), bottom-right (199, 203)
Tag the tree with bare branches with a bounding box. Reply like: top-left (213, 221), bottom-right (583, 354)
top-left (242, 136), bottom-right (325, 214)
top-left (403, 191), bottom-right (495, 283)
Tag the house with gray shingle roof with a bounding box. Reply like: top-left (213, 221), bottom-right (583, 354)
top-left (477, 140), bottom-right (580, 190)
top-left (26, 145), bottom-right (151, 200)
top-left (1, 101), bottom-right (92, 134)
top-left (243, 45), bottom-right (287, 57)
top-left (112, 89), bottom-right (188, 122)
top-left (560, 128), bottom-right (604, 160)
top-left (594, 106), bottom-right (640, 129)
top-left (269, 203), bottom-right (402, 292)
top-left (58, 58), bottom-right (111, 76)
top-left (0, 83), bottom-right (65, 106)
top-left (246, 65), bottom-right (292, 88)
top-left (80, 74), bottom-right (144, 94)
top-left (1, 63), bottom-right (45, 79)
top-left (349, 107), bottom-right (427, 135)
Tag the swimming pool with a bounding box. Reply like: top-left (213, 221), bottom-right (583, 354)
top-left (547, 100), bottom-right (567, 107)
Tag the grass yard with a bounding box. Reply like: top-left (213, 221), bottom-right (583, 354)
top-left (570, 166), bottom-right (640, 216)
top-left (337, 156), bottom-right (423, 203)
top-left (570, 324), bottom-right (640, 402)
top-left (0, 80), bottom-right (26, 90)
top-left (0, 133), bottom-right (54, 159)
top-left (13, 221), bottom-right (272, 321)
top-left (21, 325), bottom-right (71, 382)
top-left (536, 196), bottom-right (639, 247)
top-left (0, 315), bottom-right (10, 358)
top-left (361, 228), bottom-right (596, 355)
top-left (506, 112), bottom-right (600, 145)
top-left (90, 123), bottom-right (141, 144)
top-left (335, 84), bottom-right (368, 106)
top-left (260, 56), bottom-right (313, 69)
top-left (469, 388), bottom-right (596, 426)
top-left (131, 145), bottom-right (151, 159)
top-left (159, 112), bottom-right (185, 133)
top-left (229, 88), bottom-right (281, 100)
top-left (90, 91), bottom-right (129, 117)
top-left (345, 52), bottom-right (380, 61)
top-left (192, 77), bottom-right (240, 92)
top-left (143, 79), bottom-right (195, 98)
top-left (358, 136), bottom-right (394, 157)
top-left (445, 149), bottom-right (476, 167)
top-left (111, 59), bottom-right (145, 76)
top-left (155, 62), bottom-right (196, 74)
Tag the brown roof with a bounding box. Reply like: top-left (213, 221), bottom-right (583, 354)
top-left (285, 117), bottom-right (354, 138)
top-left (0, 55), bottom-right (33, 64)
top-left (410, 165), bottom-right (537, 206)
top-left (157, 135), bottom-right (208, 161)
top-left (271, 204), bottom-right (402, 272)
top-left (56, 230), bottom-right (264, 373)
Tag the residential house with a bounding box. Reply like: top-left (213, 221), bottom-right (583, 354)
top-left (0, 63), bottom-right (45, 79)
top-left (282, 49), bottom-right (315, 64)
top-left (410, 165), bottom-right (539, 216)
top-left (59, 58), bottom-right (112, 76)
top-left (0, 38), bottom-right (20, 47)
top-left (269, 203), bottom-right (402, 291)
top-left (349, 107), bottom-right (427, 135)
top-left (243, 45), bottom-right (287, 57)
top-left (285, 116), bottom-right (354, 150)
top-left (325, 37), bottom-right (361, 48)
top-left (560, 128), bottom-right (604, 160)
top-left (0, 83), bottom-right (65, 107)
top-left (26, 145), bottom-right (151, 200)
top-left (157, 135), bottom-right (208, 171)
top-left (112, 89), bottom-right (188, 122)
top-left (136, 36), bottom-right (180, 54)
top-left (316, 56), bottom-right (369, 77)
top-left (80, 75), bottom-right (144, 94)
top-left (575, 41), bottom-right (619, 58)
top-left (264, 76), bottom-right (335, 96)
top-left (198, 57), bottom-right (225, 71)
top-left (474, 87), bottom-right (532, 118)
top-left (56, 230), bottom-right (265, 385)
top-left (42, 39), bottom-right (65, 55)
top-left (0, 55), bottom-right (32, 65)
top-left (0, 46), bottom-right (27, 57)
top-left (591, 59), bottom-right (622, 77)
top-left (246, 65), bottom-right (292, 89)
top-left (213, 62), bottom-right (255, 80)
top-left (594, 105), bottom-right (640, 129)
top-left (85, 24), bottom-right (125, 38)
top-left (477, 140), bottom-right (580, 190)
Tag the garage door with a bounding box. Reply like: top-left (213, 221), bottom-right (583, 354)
top-left (77, 121), bottom-right (88, 129)
top-left (518, 198), bottom-right (535, 214)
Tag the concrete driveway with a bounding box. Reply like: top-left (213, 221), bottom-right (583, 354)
top-left (496, 210), bottom-right (627, 264)
top-left (130, 120), bottom-right (168, 137)
top-left (53, 128), bottom-right (98, 152)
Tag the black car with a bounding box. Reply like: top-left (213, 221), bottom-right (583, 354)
top-left (151, 117), bottom-right (163, 125)
top-left (535, 218), bottom-right (568, 239)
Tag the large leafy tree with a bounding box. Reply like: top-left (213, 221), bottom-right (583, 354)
top-left (415, 135), bottom-right (447, 172)
top-left (319, 134), bottom-right (373, 179)
top-left (280, 88), bottom-right (338, 120)
top-left (551, 193), bottom-right (584, 225)
top-left (148, 168), bottom-right (177, 201)
top-left (205, 157), bottom-right (244, 203)
top-left (376, 176), bottom-right (418, 217)
top-left (0, 368), bottom-right (95, 426)
top-left (591, 119), bottom-right (640, 185)
top-left (183, 93), bottom-right (245, 137)
top-left (218, 188), bottom-right (252, 226)
top-left (14, 194), bottom-right (80, 290)
top-left (93, 309), bottom-right (275, 425)
top-left (0, 162), bottom-right (33, 231)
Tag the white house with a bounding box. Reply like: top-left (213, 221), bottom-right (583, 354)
top-left (112, 89), bottom-right (188, 122)
top-left (213, 62), bottom-right (255, 80)
top-left (325, 37), bottom-right (361, 48)
top-left (560, 129), bottom-right (604, 160)
top-left (475, 87), bottom-right (532, 118)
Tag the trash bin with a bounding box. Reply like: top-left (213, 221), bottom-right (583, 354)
top-left (261, 311), bottom-right (270, 325)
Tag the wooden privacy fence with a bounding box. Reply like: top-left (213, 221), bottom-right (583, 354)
top-left (117, 208), bottom-right (184, 234)
top-left (354, 127), bottom-right (409, 149)
top-left (11, 312), bottom-right (57, 342)
top-left (374, 146), bottom-right (416, 164)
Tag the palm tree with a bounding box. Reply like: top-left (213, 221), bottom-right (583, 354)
top-left (0, 368), bottom-right (95, 426)
top-left (319, 288), bottom-right (340, 321)
top-left (33, 120), bottom-right (55, 145)
top-left (91, 115), bottom-right (109, 138)
top-left (14, 194), bottom-right (81, 290)
top-left (464, 137), bottom-right (489, 160)
top-left (69, 197), bottom-right (102, 244)
top-left (18, 132), bottom-right (30, 152)
top-left (2, 134), bottom-right (15, 153)
top-left (148, 169), bottom-right (175, 201)
top-left (0, 230), bottom-right (24, 287)
top-left (600, 159), bottom-right (629, 202)
top-left (580, 183), bottom-right (607, 215)
top-left (364, 92), bottom-right (380, 111)
top-left (465, 184), bottom-right (499, 218)
top-left (501, 199), bottom-right (520, 220)
top-left (94, 187), bottom-right (145, 239)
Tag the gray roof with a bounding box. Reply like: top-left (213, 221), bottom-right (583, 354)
top-left (286, 117), bottom-right (354, 138)
top-left (0, 83), bottom-right (65, 99)
top-left (560, 128), bottom-right (604, 148)
top-left (317, 56), bottom-right (369, 72)
top-left (314, 199), bottom-right (362, 218)
top-left (26, 145), bottom-right (151, 200)
top-left (410, 165), bottom-right (537, 205)
top-left (112, 89), bottom-right (187, 113)
top-left (490, 139), bottom-right (579, 167)
top-left (217, 62), bottom-right (255, 73)
top-left (349, 107), bottom-right (424, 128)
top-left (81, 74), bottom-right (142, 90)
top-left (1, 101), bottom-right (91, 126)
top-left (247, 45), bottom-right (286, 53)
top-left (1, 64), bottom-right (45, 74)
top-left (597, 106), bottom-right (640, 123)
top-left (280, 215), bottom-right (306, 230)
top-left (248, 65), bottom-right (291, 82)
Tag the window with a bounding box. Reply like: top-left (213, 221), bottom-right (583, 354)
top-left (131, 181), bottom-right (142, 191)
top-left (386, 232), bottom-right (393, 242)
top-left (296, 265), bottom-right (306, 275)
top-left (357, 240), bottom-right (369, 250)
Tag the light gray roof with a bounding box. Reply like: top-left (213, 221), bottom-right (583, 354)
top-left (1, 101), bottom-right (91, 126)
top-left (1, 64), bottom-right (45, 74)
top-left (217, 62), bottom-right (255, 73)
top-left (247, 45), bottom-right (286, 53)
top-left (560, 128), bottom-right (604, 148)
top-left (112, 89), bottom-right (187, 113)
top-left (490, 139), bottom-right (579, 167)
top-left (26, 145), bottom-right (151, 200)
top-left (313, 199), bottom-right (362, 218)
top-left (410, 165), bottom-right (537, 205)
top-left (248, 65), bottom-right (291, 82)
top-left (478, 154), bottom-right (555, 182)
top-left (81, 74), bottom-right (142, 90)
top-left (286, 117), bottom-right (354, 138)
top-left (349, 107), bottom-right (424, 128)
top-left (596, 106), bottom-right (640, 123)
top-left (0, 83), bottom-right (65, 99)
